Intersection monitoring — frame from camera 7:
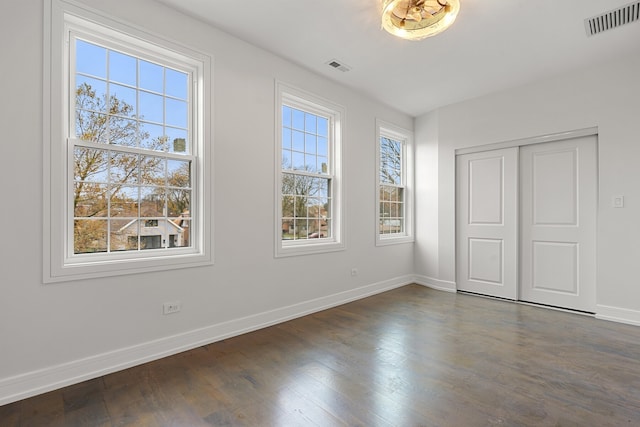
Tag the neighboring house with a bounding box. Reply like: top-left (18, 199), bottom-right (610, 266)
top-left (113, 218), bottom-right (185, 250)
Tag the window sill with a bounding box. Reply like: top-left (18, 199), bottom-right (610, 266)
top-left (376, 235), bottom-right (415, 247)
top-left (276, 240), bottom-right (345, 258)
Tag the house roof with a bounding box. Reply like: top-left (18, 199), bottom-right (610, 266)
top-left (117, 219), bottom-right (185, 234)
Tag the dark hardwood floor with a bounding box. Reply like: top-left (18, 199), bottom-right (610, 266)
top-left (2, 284), bottom-right (640, 426)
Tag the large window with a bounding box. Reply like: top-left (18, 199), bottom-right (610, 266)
top-left (44, 1), bottom-right (212, 282)
top-left (276, 83), bottom-right (344, 257)
top-left (376, 120), bottom-right (414, 245)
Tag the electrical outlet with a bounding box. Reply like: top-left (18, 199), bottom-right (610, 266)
top-left (612, 195), bottom-right (624, 208)
top-left (163, 301), bottom-right (181, 315)
top-left (351, 268), bottom-right (358, 277)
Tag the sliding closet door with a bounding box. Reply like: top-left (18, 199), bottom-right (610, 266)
top-left (519, 136), bottom-right (597, 312)
top-left (456, 148), bottom-right (518, 299)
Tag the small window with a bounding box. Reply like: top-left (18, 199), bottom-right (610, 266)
top-left (44, 1), bottom-right (212, 282)
top-left (275, 82), bottom-right (344, 257)
top-left (376, 120), bottom-right (414, 245)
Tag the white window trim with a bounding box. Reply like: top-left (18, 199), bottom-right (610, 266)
top-left (375, 119), bottom-right (414, 246)
top-left (274, 81), bottom-right (345, 257)
top-left (43, 0), bottom-right (213, 282)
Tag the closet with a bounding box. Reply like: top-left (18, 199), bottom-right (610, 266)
top-left (456, 134), bottom-right (597, 312)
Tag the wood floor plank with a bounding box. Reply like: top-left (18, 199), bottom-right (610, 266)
top-left (3, 284), bottom-right (640, 426)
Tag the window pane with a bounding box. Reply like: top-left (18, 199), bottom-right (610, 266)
top-left (109, 83), bottom-right (137, 114)
top-left (140, 156), bottom-right (165, 185)
top-left (294, 218), bottom-right (307, 239)
top-left (140, 232), bottom-right (163, 251)
top-left (140, 187), bottom-right (165, 217)
top-left (74, 219), bottom-right (108, 253)
top-left (282, 220), bottom-right (294, 240)
top-left (167, 128), bottom-right (189, 154)
top-left (304, 113), bottom-right (316, 133)
top-left (74, 183), bottom-right (109, 217)
top-left (166, 98), bottom-right (187, 128)
top-left (282, 173), bottom-right (294, 196)
top-left (140, 91), bottom-right (164, 123)
top-left (292, 130), bottom-right (304, 152)
top-left (318, 156), bottom-right (328, 174)
top-left (110, 152), bottom-right (139, 184)
top-left (76, 40), bottom-right (106, 78)
top-left (282, 150), bottom-right (291, 169)
top-left (292, 108), bottom-right (305, 130)
top-left (111, 186), bottom-right (139, 217)
top-left (76, 110), bottom-right (108, 142)
top-left (110, 218), bottom-right (138, 251)
top-left (166, 68), bottom-right (188, 99)
top-left (305, 154), bottom-right (316, 173)
top-left (282, 128), bottom-right (292, 150)
top-left (322, 219), bottom-right (331, 238)
top-left (109, 50), bottom-right (136, 86)
top-left (109, 117), bottom-right (138, 147)
top-left (139, 60), bottom-right (163, 93)
top-left (140, 122), bottom-right (166, 151)
top-left (305, 134), bottom-right (316, 154)
top-left (282, 106), bottom-right (292, 128)
top-left (317, 137), bottom-right (327, 157)
top-left (76, 77), bottom-right (107, 112)
top-left (173, 219), bottom-right (190, 247)
top-left (317, 117), bottom-right (328, 137)
top-left (167, 160), bottom-right (191, 187)
top-left (380, 136), bottom-right (402, 185)
top-left (292, 152), bottom-right (304, 171)
top-left (282, 195), bottom-right (294, 217)
top-left (167, 190), bottom-right (190, 216)
top-left (293, 194), bottom-right (306, 218)
top-left (316, 178), bottom-right (329, 198)
top-left (74, 146), bottom-right (108, 182)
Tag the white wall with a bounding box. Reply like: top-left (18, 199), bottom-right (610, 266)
top-left (0, 0), bottom-right (414, 404)
top-left (415, 53), bottom-right (640, 324)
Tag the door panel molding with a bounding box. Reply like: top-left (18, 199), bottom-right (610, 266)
top-left (456, 148), bottom-right (518, 300)
top-left (520, 136), bottom-right (597, 312)
top-left (456, 133), bottom-right (597, 312)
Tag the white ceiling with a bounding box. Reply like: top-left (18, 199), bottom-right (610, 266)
top-left (156, 0), bottom-right (640, 117)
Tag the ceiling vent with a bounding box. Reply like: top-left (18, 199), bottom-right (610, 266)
top-left (585, 1), bottom-right (640, 36)
top-left (326, 59), bottom-right (351, 72)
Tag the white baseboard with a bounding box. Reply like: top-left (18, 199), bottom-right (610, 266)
top-left (0, 276), bottom-right (414, 406)
top-left (413, 275), bottom-right (456, 292)
top-left (596, 304), bottom-right (640, 327)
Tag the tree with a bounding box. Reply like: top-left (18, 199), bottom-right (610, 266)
top-left (74, 82), bottom-right (150, 218)
top-left (166, 162), bottom-right (191, 216)
top-left (379, 136), bottom-right (402, 185)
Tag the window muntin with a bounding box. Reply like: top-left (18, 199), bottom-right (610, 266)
top-left (376, 121), bottom-right (414, 245)
top-left (281, 106), bottom-right (332, 241)
top-left (379, 135), bottom-right (405, 235)
top-left (71, 37), bottom-right (193, 255)
top-left (275, 83), bottom-right (344, 257)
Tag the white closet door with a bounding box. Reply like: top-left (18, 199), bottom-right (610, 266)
top-left (456, 148), bottom-right (518, 300)
top-left (519, 136), bottom-right (597, 312)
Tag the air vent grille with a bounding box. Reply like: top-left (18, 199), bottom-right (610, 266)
top-left (585, 1), bottom-right (640, 36)
top-left (326, 59), bottom-right (351, 72)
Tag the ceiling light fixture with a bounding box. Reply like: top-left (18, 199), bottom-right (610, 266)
top-left (382, 0), bottom-right (460, 40)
